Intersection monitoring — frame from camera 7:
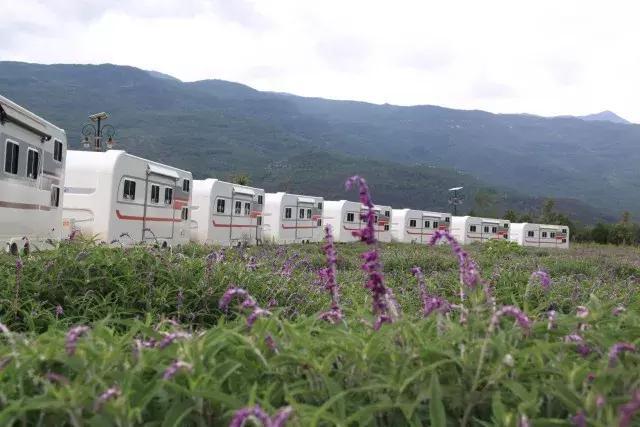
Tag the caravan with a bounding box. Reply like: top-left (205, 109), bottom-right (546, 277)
top-left (450, 216), bottom-right (510, 244)
top-left (369, 204), bottom-right (392, 243)
top-left (322, 200), bottom-right (362, 243)
top-left (262, 192), bottom-right (324, 244)
top-left (191, 179), bottom-right (264, 246)
top-left (63, 150), bottom-right (192, 246)
top-left (510, 223), bottom-right (570, 249)
top-left (390, 209), bottom-right (451, 244)
top-left (1, 95), bottom-right (67, 254)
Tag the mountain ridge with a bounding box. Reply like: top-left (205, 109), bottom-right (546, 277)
top-left (0, 61), bottom-right (625, 223)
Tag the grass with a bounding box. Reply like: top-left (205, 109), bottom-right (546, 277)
top-left (1, 239), bottom-right (639, 426)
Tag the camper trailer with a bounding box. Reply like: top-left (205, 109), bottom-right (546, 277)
top-left (509, 223), bottom-right (570, 249)
top-left (262, 192), bottom-right (324, 244)
top-left (450, 216), bottom-right (510, 245)
top-left (390, 209), bottom-right (451, 244)
top-left (191, 179), bottom-right (264, 246)
top-left (1, 94), bottom-right (67, 254)
top-left (369, 204), bottom-right (392, 243)
top-left (63, 150), bottom-right (192, 246)
top-left (322, 200), bottom-right (363, 243)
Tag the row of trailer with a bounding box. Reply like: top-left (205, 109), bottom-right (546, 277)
top-left (0, 94), bottom-right (570, 253)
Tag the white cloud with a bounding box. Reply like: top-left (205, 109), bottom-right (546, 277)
top-left (2, 0), bottom-right (640, 121)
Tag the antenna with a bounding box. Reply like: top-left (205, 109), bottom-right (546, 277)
top-left (448, 186), bottom-right (464, 215)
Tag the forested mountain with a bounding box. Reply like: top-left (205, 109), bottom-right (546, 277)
top-left (0, 61), bottom-right (622, 223)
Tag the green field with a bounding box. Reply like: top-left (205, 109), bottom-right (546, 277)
top-left (1, 239), bottom-right (639, 426)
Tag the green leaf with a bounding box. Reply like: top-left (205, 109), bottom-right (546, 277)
top-left (161, 400), bottom-right (195, 427)
top-left (429, 373), bottom-right (446, 427)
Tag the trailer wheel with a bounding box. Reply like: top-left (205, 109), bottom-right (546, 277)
top-left (10, 243), bottom-right (18, 256)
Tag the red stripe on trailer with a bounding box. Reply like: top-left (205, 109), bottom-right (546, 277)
top-left (212, 220), bottom-right (257, 228)
top-left (115, 210), bottom-right (182, 222)
top-left (282, 224), bottom-right (317, 229)
top-left (343, 225), bottom-right (362, 231)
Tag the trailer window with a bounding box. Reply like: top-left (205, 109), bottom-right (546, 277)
top-left (181, 207), bottom-right (189, 220)
top-left (26, 148), bottom-right (39, 179)
top-left (374, 215), bottom-right (378, 223)
top-left (317, 202), bottom-right (323, 210)
top-left (424, 220), bottom-right (430, 228)
top-left (306, 208), bottom-right (312, 219)
top-left (285, 208), bottom-right (292, 219)
top-left (257, 195), bottom-right (263, 205)
top-left (409, 219), bottom-right (417, 228)
top-left (216, 199), bottom-right (225, 213)
top-left (527, 231), bottom-right (534, 237)
top-left (257, 216), bottom-right (262, 225)
top-left (433, 221), bottom-right (439, 229)
top-left (562, 228), bottom-right (567, 234)
top-left (235, 201), bottom-right (242, 215)
top-left (164, 188), bottom-right (173, 205)
top-left (123, 179), bottom-right (136, 200)
top-left (550, 232), bottom-right (556, 238)
top-left (51, 186), bottom-right (60, 207)
top-left (347, 212), bottom-right (355, 222)
top-left (150, 185), bottom-right (160, 204)
top-left (53, 140), bottom-right (63, 162)
top-left (385, 210), bottom-right (390, 217)
top-left (483, 226), bottom-right (489, 233)
top-left (244, 202), bottom-right (251, 215)
top-left (491, 226), bottom-right (497, 233)
top-left (562, 239), bottom-right (567, 243)
top-left (445, 217), bottom-right (450, 223)
top-left (182, 179), bottom-right (190, 192)
top-left (317, 219), bottom-right (322, 226)
top-left (384, 224), bottom-right (390, 231)
top-left (4, 140), bottom-right (19, 175)
top-left (297, 208), bottom-right (303, 219)
top-left (470, 225), bottom-right (477, 232)
top-left (542, 231), bottom-right (548, 238)
top-left (504, 223), bottom-right (509, 228)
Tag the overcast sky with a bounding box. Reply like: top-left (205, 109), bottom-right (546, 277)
top-left (2, 0), bottom-right (640, 121)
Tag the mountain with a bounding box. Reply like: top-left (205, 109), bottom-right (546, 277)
top-left (0, 61), bottom-right (621, 223)
top-left (579, 110), bottom-right (631, 124)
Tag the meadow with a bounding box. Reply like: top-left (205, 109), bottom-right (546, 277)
top-left (1, 236), bottom-right (640, 426)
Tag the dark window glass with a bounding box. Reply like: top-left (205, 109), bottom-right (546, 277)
top-left (235, 201), bottom-right (242, 215)
top-left (164, 188), bottom-right (173, 205)
top-left (181, 207), bottom-right (189, 220)
top-left (491, 226), bottom-right (497, 233)
top-left (424, 220), bottom-right (430, 228)
top-left (54, 140), bottom-right (63, 162)
top-left (123, 179), bottom-right (136, 200)
top-left (299, 208), bottom-right (304, 219)
top-left (384, 224), bottom-right (390, 231)
top-left (527, 231), bottom-right (534, 237)
top-left (244, 202), bottom-right (251, 215)
top-left (470, 225), bottom-right (477, 232)
top-left (182, 179), bottom-right (190, 192)
top-left (317, 202), bottom-right (323, 210)
top-left (484, 226), bottom-right (490, 233)
top-left (51, 186), bottom-right (60, 207)
top-left (347, 212), bottom-right (355, 222)
top-left (27, 149), bottom-right (39, 179)
top-left (4, 141), bottom-right (19, 174)
top-left (151, 185), bottom-right (160, 203)
top-left (433, 221), bottom-right (439, 229)
top-left (257, 195), bottom-right (263, 204)
top-left (409, 219), bottom-right (417, 227)
top-left (285, 208), bottom-right (292, 219)
top-left (216, 199), bottom-right (225, 213)
top-left (257, 216), bottom-right (262, 225)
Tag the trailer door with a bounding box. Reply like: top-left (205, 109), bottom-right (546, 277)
top-left (142, 164), bottom-right (179, 242)
top-left (295, 198), bottom-right (314, 239)
top-left (230, 186), bottom-right (256, 244)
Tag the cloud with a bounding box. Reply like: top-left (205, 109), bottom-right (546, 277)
top-left (2, 0), bottom-right (640, 121)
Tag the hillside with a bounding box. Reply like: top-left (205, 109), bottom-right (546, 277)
top-left (0, 61), bottom-right (618, 223)
top-left (579, 110), bottom-right (631, 124)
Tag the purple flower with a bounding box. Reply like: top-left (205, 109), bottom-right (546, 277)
top-left (517, 414), bottom-right (530, 427)
top-left (94, 386), bottom-right (121, 412)
top-left (55, 305), bottom-right (64, 318)
top-left (530, 269), bottom-right (552, 291)
top-left (576, 306), bottom-right (589, 319)
top-left (429, 230), bottom-right (481, 290)
top-left (346, 175), bottom-right (394, 328)
top-left (265, 335), bottom-right (278, 352)
top-left (267, 298), bottom-right (278, 308)
top-left (608, 342), bottom-right (636, 367)
top-left (158, 331), bottom-right (191, 350)
top-left (412, 266), bottom-right (450, 317)
top-left (65, 325), bottom-right (90, 356)
top-left (247, 308), bottom-right (271, 327)
top-left (162, 360), bottom-right (193, 380)
top-left (596, 394), bottom-right (606, 408)
top-left (45, 372), bottom-right (69, 385)
top-left (613, 305), bottom-right (626, 316)
top-left (619, 389), bottom-right (640, 427)
top-left (246, 256), bottom-right (258, 271)
top-left (318, 225), bottom-right (343, 324)
top-left (490, 306), bottom-right (531, 333)
top-left (229, 405), bottom-right (293, 427)
top-left (219, 287), bottom-right (250, 311)
top-left (571, 410), bottom-right (586, 427)
top-left (564, 334), bottom-right (591, 357)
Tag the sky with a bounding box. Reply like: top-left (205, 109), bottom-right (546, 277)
top-left (2, 0), bottom-right (640, 121)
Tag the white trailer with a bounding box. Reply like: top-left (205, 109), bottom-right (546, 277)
top-left (369, 204), bottom-right (392, 243)
top-left (509, 223), bottom-right (570, 249)
top-left (450, 216), bottom-right (510, 245)
top-left (262, 192), bottom-right (324, 244)
top-left (191, 179), bottom-right (264, 246)
top-left (322, 200), bottom-right (362, 243)
top-left (1, 94), bottom-right (67, 254)
top-left (391, 209), bottom-right (451, 244)
top-left (63, 150), bottom-right (192, 247)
